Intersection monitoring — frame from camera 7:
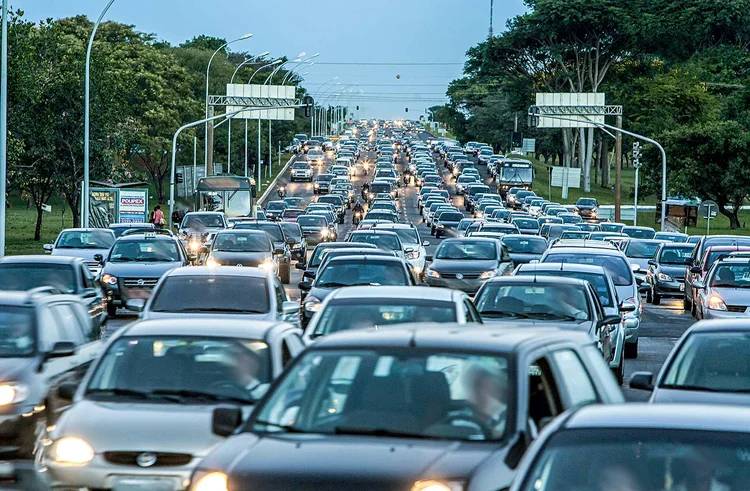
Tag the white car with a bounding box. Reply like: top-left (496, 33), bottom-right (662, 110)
top-left (373, 223), bottom-right (430, 276)
top-left (290, 161), bottom-right (313, 182)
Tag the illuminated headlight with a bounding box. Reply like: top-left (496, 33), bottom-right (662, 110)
top-left (189, 241), bottom-right (202, 252)
top-left (657, 272), bottom-right (673, 282)
top-left (304, 297), bottom-right (322, 312)
top-left (320, 229), bottom-right (329, 237)
top-left (101, 274), bottom-right (117, 286)
top-left (425, 270), bottom-right (440, 279)
top-left (406, 250), bottom-right (420, 260)
top-left (258, 259), bottom-right (277, 272)
top-left (708, 295), bottom-right (727, 311)
top-left (475, 212), bottom-right (484, 218)
top-left (190, 471), bottom-right (228, 491)
top-left (51, 437), bottom-right (95, 465)
top-left (412, 480), bottom-right (464, 491)
top-left (479, 269), bottom-right (499, 279)
top-left (0, 383), bottom-right (29, 405)
top-left (314, 183), bottom-right (320, 188)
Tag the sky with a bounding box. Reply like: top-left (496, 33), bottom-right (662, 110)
top-left (19, 0), bottom-right (527, 119)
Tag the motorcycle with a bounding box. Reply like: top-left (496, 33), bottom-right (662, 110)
top-left (353, 211), bottom-right (363, 226)
top-left (277, 186), bottom-right (287, 198)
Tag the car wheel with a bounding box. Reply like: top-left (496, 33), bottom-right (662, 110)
top-left (652, 293), bottom-right (661, 305)
top-left (435, 230), bottom-right (442, 239)
top-left (624, 339), bottom-right (639, 359)
top-left (430, 227), bottom-right (435, 236)
top-left (646, 287), bottom-right (652, 303)
top-left (691, 300), bottom-right (698, 319)
top-left (614, 358), bottom-right (624, 386)
top-left (107, 302), bottom-right (117, 318)
top-left (280, 263), bottom-right (291, 284)
top-left (683, 295), bottom-right (691, 311)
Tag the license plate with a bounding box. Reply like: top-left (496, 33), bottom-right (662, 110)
top-left (679, 284), bottom-right (685, 291)
top-left (113, 477), bottom-right (176, 491)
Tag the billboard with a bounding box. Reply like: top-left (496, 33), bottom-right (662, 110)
top-left (535, 93), bottom-right (605, 128)
top-left (119, 190), bottom-right (148, 223)
top-left (226, 84), bottom-right (295, 121)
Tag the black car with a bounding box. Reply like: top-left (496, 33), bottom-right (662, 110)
top-left (574, 197), bottom-right (599, 220)
top-left (296, 214), bottom-right (334, 247)
top-left (193, 325), bottom-right (622, 491)
top-left (299, 255), bottom-right (417, 325)
top-left (316, 195), bottom-right (347, 224)
top-left (205, 230), bottom-right (277, 271)
top-left (645, 242), bottom-right (695, 304)
top-left (0, 255), bottom-right (107, 330)
top-left (500, 235), bottom-right (547, 264)
top-left (0, 289), bottom-right (102, 458)
top-left (233, 221), bottom-right (293, 284)
top-left (297, 242), bottom-right (378, 285)
top-left (279, 221), bottom-right (308, 263)
top-left (264, 200), bottom-right (288, 221)
top-left (313, 173), bottom-right (335, 194)
top-left (433, 210), bottom-right (464, 238)
top-left (98, 233), bottom-right (191, 317)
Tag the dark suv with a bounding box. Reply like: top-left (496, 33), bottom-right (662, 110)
top-left (233, 221), bottom-right (293, 284)
top-left (0, 289), bottom-right (102, 458)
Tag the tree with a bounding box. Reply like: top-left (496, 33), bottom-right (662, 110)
top-left (662, 121), bottom-right (750, 229)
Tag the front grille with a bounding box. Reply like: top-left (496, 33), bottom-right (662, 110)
top-left (727, 305), bottom-right (748, 313)
top-left (122, 278), bottom-right (159, 288)
top-left (440, 272), bottom-right (481, 279)
top-left (103, 451), bottom-right (192, 467)
top-left (85, 261), bottom-right (100, 269)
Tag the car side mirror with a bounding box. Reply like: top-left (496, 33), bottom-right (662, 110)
top-left (422, 240), bottom-right (430, 247)
top-left (690, 266), bottom-right (702, 274)
top-left (281, 301), bottom-right (300, 315)
top-left (404, 247), bottom-right (414, 254)
top-left (212, 406), bottom-right (244, 437)
top-left (46, 341), bottom-right (76, 360)
top-left (620, 301), bottom-right (636, 313)
top-left (125, 299), bottom-right (146, 312)
top-left (295, 262), bottom-right (306, 270)
top-left (425, 255), bottom-right (434, 262)
top-left (93, 254), bottom-right (104, 264)
top-left (648, 260), bottom-right (657, 266)
top-left (629, 371), bottom-right (654, 391)
top-left (631, 264), bottom-right (641, 272)
top-left (81, 288), bottom-right (98, 299)
top-left (598, 314), bottom-right (622, 328)
top-left (43, 244), bottom-right (54, 253)
top-left (57, 382), bottom-right (78, 401)
top-left (298, 281), bottom-right (313, 291)
top-left (692, 281), bottom-right (706, 290)
top-left (274, 247), bottom-right (285, 255)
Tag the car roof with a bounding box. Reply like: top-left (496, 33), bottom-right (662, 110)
top-left (0, 255), bottom-right (81, 265)
top-left (484, 275), bottom-right (590, 288)
top-left (517, 263), bottom-right (609, 275)
top-left (688, 319), bottom-right (750, 333)
top-left (312, 324), bottom-right (592, 353)
top-left (564, 404), bottom-right (750, 433)
top-left (325, 254), bottom-right (404, 264)
top-left (122, 318), bottom-right (291, 340)
top-left (116, 233), bottom-right (178, 242)
top-left (328, 286), bottom-right (458, 301)
top-left (164, 266), bottom-right (269, 278)
top-left (549, 241), bottom-right (618, 250)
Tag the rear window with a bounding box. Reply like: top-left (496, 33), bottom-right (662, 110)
top-left (150, 276), bottom-right (270, 313)
top-left (542, 253), bottom-right (633, 286)
top-left (502, 237), bottom-right (547, 254)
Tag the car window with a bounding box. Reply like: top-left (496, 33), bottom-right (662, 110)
top-left (527, 357), bottom-right (563, 429)
top-left (213, 233), bottom-right (271, 252)
top-left (0, 264), bottom-right (77, 293)
top-left (543, 253), bottom-right (633, 286)
top-left (109, 240), bottom-right (181, 262)
top-left (274, 279), bottom-right (286, 313)
top-left (551, 349), bottom-right (598, 407)
top-left (0, 306), bottom-right (36, 356)
top-left (150, 276), bottom-right (270, 314)
top-left (316, 262), bottom-right (408, 287)
top-left (37, 306), bottom-right (64, 352)
top-left (436, 240), bottom-right (497, 260)
top-left (474, 283), bottom-right (590, 321)
top-left (50, 303), bottom-right (86, 345)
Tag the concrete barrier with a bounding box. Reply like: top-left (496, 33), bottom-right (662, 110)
top-left (257, 154), bottom-right (298, 206)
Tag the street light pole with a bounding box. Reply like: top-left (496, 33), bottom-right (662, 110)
top-left (0, 0), bottom-right (8, 256)
top-left (247, 60), bottom-right (282, 193)
top-left (83, 0), bottom-right (116, 229)
top-left (204, 33), bottom-right (252, 176)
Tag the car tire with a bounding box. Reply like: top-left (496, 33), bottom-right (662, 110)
top-left (683, 294), bottom-right (691, 311)
top-left (652, 293), bottom-right (661, 305)
top-left (624, 339), bottom-right (639, 359)
top-left (646, 288), bottom-right (653, 303)
top-left (280, 263), bottom-right (291, 285)
top-left (614, 358), bottom-right (624, 386)
top-left (435, 230), bottom-right (442, 239)
top-left (691, 300), bottom-right (698, 319)
top-left (107, 302), bottom-right (117, 318)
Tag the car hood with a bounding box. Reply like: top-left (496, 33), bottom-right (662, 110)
top-left (709, 287), bottom-right (750, 306)
top-left (507, 252), bottom-right (542, 264)
top-left (209, 251), bottom-right (272, 267)
top-left (429, 259), bottom-right (499, 274)
top-left (659, 264), bottom-right (687, 278)
top-left (51, 248), bottom-right (109, 262)
top-left (201, 433), bottom-right (507, 490)
top-left (652, 388), bottom-right (750, 406)
top-left (102, 261), bottom-right (182, 278)
top-left (53, 400), bottom-right (252, 458)
top-left (0, 357), bottom-right (37, 382)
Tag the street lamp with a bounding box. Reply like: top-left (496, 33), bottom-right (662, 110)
top-left (249, 60), bottom-right (282, 189)
top-left (0, 0), bottom-right (7, 256)
top-left (281, 53), bottom-right (319, 85)
top-left (311, 76), bottom-right (338, 137)
top-left (204, 32), bottom-right (252, 176)
top-left (227, 52), bottom-right (270, 174)
top-left (82, 0), bottom-right (116, 229)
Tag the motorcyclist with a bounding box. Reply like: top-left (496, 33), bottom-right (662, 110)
top-left (361, 181), bottom-right (370, 200)
top-left (353, 199), bottom-right (365, 215)
top-left (277, 186), bottom-right (287, 198)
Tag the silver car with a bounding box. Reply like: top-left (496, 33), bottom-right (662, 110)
top-left (40, 318), bottom-right (304, 490)
top-left (129, 267), bottom-right (299, 325)
top-left (693, 257), bottom-right (750, 320)
top-left (44, 228), bottom-right (116, 277)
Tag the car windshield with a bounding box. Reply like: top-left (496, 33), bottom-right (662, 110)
top-left (475, 283), bottom-right (590, 321)
top-left (370, 183), bottom-right (391, 194)
top-left (111, 226), bottom-right (153, 238)
top-left (292, 162), bottom-right (310, 169)
top-left (109, 240), bottom-right (180, 262)
top-left (500, 167), bottom-right (532, 183)
top-left (625, 241), bottom-right (662, 259)
top-left (513, 219), bottom-right (539, 229)
top-left (381, 228), bottom-right (418, 245)
top-left (213, 233), bottom-right (271, 252)
top-left (600, 223), bottom-right (624, 233)
top-left (316, 175), bottom-right (334, 182)
top-left (502, 237), bottom-right (547, 254)
top-left (543, 253), bottom-right (633, 286)
top-left (150, 276), bottom-right (270, 313)
top-left (711, 264), bottom-right (750, 288)
top-left (182, 214), bottom-right (224, 230)
top-left (56, 230), bottom-right (114, 249)
top-left (315, 261), bottom-right (407, 287)
top-left (279, 223), bottom-right (302, 240)
top-left (312, 299), bottom-right (457, 338)
top-left (251, 349), bottom-right (509, 441)
top-left (234, 223), bottom-right (284, 242)
top-left (659, 246), bottom-right (694, 265)
top-left (0, 307), bottom-right (36, 357)
top-left (436, 240), bottom-right (497, 260)
top-left (350, 233), bottom-right (401, 251)
top-left (86, 336), bottom-right (271, 404)
top-left (522, 271), bottom-right (614, 307)
top-left (0, 264), bottom-right (77, 293)
top-left (281, 209), bottom-right (304, 220)
top-left (439, 212), bottom-right (465, 222)
top-left (518, 428), bottom-right (750, 491)
top-left (266, 202), bottom-right (286, 211)
top-left (623, 228), bottom-right (656, 239)
top-left (297, 215), bottom-right (326, 227)
top-left (577, 199), bottom-right (597, 206)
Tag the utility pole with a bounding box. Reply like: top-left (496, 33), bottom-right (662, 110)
top-left (615, 115), bottom-right (623, 223)
top-left (633, 142), bottom-right (641, 226)
top-left (0, 0), bottom-right (8, 256)
top-left (489, 0), bottom-right (494, 38)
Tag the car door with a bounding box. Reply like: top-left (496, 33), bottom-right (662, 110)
top-left (547, 348), bottom-right (601, 410)
top-left (462, 298), bottom-right (482, 324)
top-left (80, 263), bottom-right (106, 325)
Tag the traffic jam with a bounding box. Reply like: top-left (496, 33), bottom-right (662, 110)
top-left (3, 120), bottom-right (750, 490)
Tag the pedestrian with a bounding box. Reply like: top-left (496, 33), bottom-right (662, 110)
top-left (153, 205), bottom-right (165, 229)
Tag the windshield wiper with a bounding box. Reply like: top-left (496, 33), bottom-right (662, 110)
top-left (86, 388), bottom-right (153, 399)
top-left (659, 384), bottom-right (723, 393)
top-left (315, 282), bottom-right (352, 288)
top-left (480, 310), bottom-right (532, 319)
top-left (333, 426), bottom-right (438, 440)
top-left (150, 389), bottom-right (254, 404)
top-left (111, 257), bottom-right (136, 262)
top-left (524, 312), bottom-right (579, 321)
top-left (172, 307), bottom-right (267, 314)
top-left (253, 419), bottom-right (307, 433)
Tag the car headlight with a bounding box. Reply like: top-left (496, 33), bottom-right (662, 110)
top-left (320, 228), bottom-right (329, 237)
top-left (205, 258), bottom-right (220, 268)
top-left (101, 274), bottom-right (117, 286)
top-left (304, 297), bottom-right (322, 312)
top-left (708, 295), bottom-right (727, 311)
top-left (191, 471), bottom-right (229, 491)
top-left (657, 272), bottom-right (673, 282)
top-left (406, 250), bottom-right (420, 260)
top-left (258, 259), bottom-right (277, 272)
top-left (479, 269), bottom-right (499, 279)
top-left (425, 269), bottom-right (440, 279)
top-left (51, 437), bottom-right (95, 465)
top-left (314, 183), bottom-right (320, 188)
top-left (412, 480), bottom-right (464, 491)
top-left (0, 383), bottom-right (29, 405)
top-left (189, 241), bottom-right (202, 252)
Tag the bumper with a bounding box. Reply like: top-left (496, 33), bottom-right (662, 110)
top-left (43, 454), bottom-right (197, 490)
top-left (654, 280), bottom-right (685, 297)
top-left (702, 309), bottom-right (750, 320)
top-left (292, 173), bottom-right (313, 181)
top-left (425, 277), bottom-right (484, 294)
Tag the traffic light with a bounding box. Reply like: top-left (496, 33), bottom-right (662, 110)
top-left (356, 106), bottom-right (359, 110)
top-left (405, 107), bottom-right (409, 113)
top-left (302, 95), bottom-right (313, 118)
